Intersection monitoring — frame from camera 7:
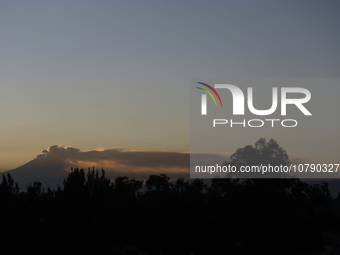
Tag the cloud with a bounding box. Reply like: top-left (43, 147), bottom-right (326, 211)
top-left (31, 145), bottom-right (321, 181)
top-left (4, 144), bottom-right (328, 191)
top-left (34, 145), bottom-right (194, 180)
top-left (30, 145), bottom-right (234, 181)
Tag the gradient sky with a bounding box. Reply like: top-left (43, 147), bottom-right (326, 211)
top-left (0, 0), bottom-right (339, 173)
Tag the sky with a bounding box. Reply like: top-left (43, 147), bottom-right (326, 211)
top-left (0, 1), bottom-right (339, 178)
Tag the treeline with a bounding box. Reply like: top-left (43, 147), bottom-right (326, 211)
top-left (0, 167), bottom-right (339, 255)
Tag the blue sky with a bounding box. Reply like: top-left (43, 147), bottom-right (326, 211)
top-left (0, 0), bottom-right (339, 173)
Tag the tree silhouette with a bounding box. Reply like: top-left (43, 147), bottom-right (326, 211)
top-left (0, 173), bottom-right (19, 197)
top-left (62, 167), bottom-right (86, 196)
top-left (146, 173), bottom-right (171, 191)
top-left (224, 138), bottom-right (292, 178)
top-left (0, 151), bottom-right (338, 254)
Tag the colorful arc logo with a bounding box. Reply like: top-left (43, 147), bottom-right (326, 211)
top-left (196, 82), bottom-right (222, 106)
top-left (196, 82), bottom-right (222, 115)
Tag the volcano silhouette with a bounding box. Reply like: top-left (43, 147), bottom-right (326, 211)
top-left (1, 154), bottom-right (68, 191)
